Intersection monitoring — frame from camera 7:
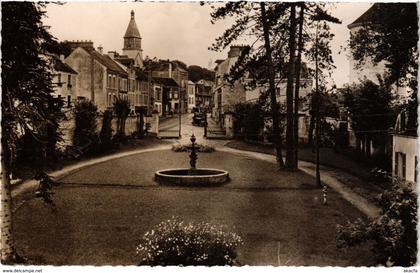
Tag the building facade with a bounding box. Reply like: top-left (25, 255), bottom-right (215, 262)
top-left (213, 45), bottom-right (247, 124)
top-left (52, 55), bottom-right (78, 108)
top-left (187, 80), bottom-right (196, 112)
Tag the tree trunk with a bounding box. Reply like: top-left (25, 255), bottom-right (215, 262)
top-left (260, 2), bottom-right (284, 168)
top-left (308, 107), bottom-right (315, 148)
top-left (1, 139), bottom-right (15, 263)
top-left (314, 23), bottom-right (321, 188)
top-left (293, 4), bottom-right (305, 167)
top-left (285, 4), bottom-right (297, 170)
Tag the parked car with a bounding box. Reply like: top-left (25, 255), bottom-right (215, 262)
top-left (192, 112), bottom-right (206, 126)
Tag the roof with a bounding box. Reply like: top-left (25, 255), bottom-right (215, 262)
top-left (152, 77), bottom-right (179, 87)
top-left (53, 57), bottom-right (77, 74)
top-left (124, 10), bottom-right (141, 38)
top-left (348, 4), bottom-right (377, 29)
top-left (88, 50), bottom-right (127, 75)
top-left (196, 84), bottom-right (211, 96)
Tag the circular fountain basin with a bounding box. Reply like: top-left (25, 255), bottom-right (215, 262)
top-left (155, 168), bottom-right (229, 186)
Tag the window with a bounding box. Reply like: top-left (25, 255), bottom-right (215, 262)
top-left (402, 153), bottom-right (406, 180)
top-left (58, 73), bottom-right (62, 84)
top-left (67, 75), bottom-right (72, 88)
top-left (394, 152), bottom-right (399, 176)
top-left (174, 92), bottom-right (179, 99)
top-left (415, 156), bottom-right (418, 183)
top-left (67, 95), bottom-right (71, 108)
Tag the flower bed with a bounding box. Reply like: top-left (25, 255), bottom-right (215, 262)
top-left (136, 218), bottom-right (242, 266)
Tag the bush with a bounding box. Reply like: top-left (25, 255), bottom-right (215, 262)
top-left (73, 100), bottom-right (98, 153)
top-left (136, 218), bottom-right (242, 266)
top-left (337, 180), bottom-right (417, 266)
top-left (99, 110), bottom-right (113, 151)
top-left (172, 144), bottom-right (215, 153)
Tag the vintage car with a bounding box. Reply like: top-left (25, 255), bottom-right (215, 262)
top-left (192, 112), bottom-right (206, 126)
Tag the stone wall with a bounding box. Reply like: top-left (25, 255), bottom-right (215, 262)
top-left (59, 112), bottom-right (141, 146)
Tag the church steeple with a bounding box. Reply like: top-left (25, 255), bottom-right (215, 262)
top-left (123, 10), bottom-right (143, 67)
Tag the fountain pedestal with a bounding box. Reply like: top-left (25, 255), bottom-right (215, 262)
top-left (154, 134), bottom-right (229, 186)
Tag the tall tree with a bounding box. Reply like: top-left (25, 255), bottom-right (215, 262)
top-left (208, 2), bottom-right (289, 168)
top-left (349, 3), bottom-right (418, 91)
top-left (1, 2), bottom-right (62, 263)
top-left (292, 3), bottom-right (305, 168)
top-left (284, 4), bottom-right (297, 170)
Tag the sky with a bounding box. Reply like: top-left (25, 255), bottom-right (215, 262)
top-left (43, 2), bottom-right (372, 88)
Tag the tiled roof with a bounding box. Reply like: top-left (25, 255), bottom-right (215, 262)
top-left (348, 4), bottom-right (376, 28)
top-left (53, 57), bottom-right (77, 74)
top-left (124, 10), bottom-right (141, 38)
top-left (88, 50), bottom-right (127, 75)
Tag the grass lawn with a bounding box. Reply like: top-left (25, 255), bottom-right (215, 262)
top-left (13, 150), bottom-right (374, 266)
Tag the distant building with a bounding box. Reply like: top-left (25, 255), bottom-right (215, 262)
top-left (122, 10), bottom-right (144, 68)
top-left (152, 77), bottom-right (180, 115)
top-left (151, 62), bottom-right (188, 113)
top-left (187, 80), bottom-right (196, 112)
top-left (195, 83), bottom-right (212, 110)
top-left (64, 41), bottom-right (128, 111)
top-left (392, 106), bottom-right (417, 183)
top-left (52, 55), bottom-right (78, 108)
top-left (244, 63), bottom-right (312, 104)
top-left (213, 45), bottom-right (247, 124)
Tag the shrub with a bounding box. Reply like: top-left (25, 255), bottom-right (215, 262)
top-left (172, 144), bottom-right (215, 153)
top-left (113, 97), bottom-right (130, 139)
top-left (136, 218), bottom-right (242, 266)
top-left (337, 180), bottom-right (417, 266)
top-left (99, 110), bottom-right (113, 151)
top-left (73, 100), bottom-right (98, 153)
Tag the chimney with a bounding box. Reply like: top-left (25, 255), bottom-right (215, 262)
top-left (98, 45), bottom-right (103, 54)
top-left (228, 45), bottom-right (244, 58)
top-left (108, 51), bottom-right (116, 59)
top-left (168, 62), bottom-right (172, 78)
top-left (59, 54), bottom-right (65, 62)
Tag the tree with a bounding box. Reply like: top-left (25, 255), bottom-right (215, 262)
top-left (343, 79), bottom-right (395, 158)
top-left (188, 65), bottom-right (215, 82)
top-left (349, 3), bottom-right (418, 91)
top-left (1, 2), bottom-right (63, 263)
top-left (208, 2), bottom-right (290, 168)
top-left (337, 180), bottom-right (417, 266)
top-left (113, 97), bottom-right (131, 138)
top-left (73, 100), bottom-right (98, 151)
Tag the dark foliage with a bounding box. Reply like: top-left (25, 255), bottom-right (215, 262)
top-left (343, 80), bottom-right (395, 141)
top-left (2, 2), bottom-right (65, 169)
top-left (233, 102), bottom-right (265, 141)
top-left (349, 3), bottom-right (418, 90)
top-left (187, 65), bottom-right (215, 82)
top-left (99, 110), bottom-right (114, 151)
top-left (113, 97), bottom-right (131, 139)
top-left (73, 100), bottom-right (98, 152)
top-left (337, 180), bottom-right (417, 266)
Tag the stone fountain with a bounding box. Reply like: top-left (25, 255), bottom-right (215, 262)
top-left (155, 134), bottom-right (229, 186)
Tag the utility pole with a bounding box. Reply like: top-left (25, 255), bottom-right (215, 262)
top-left (315, 22), bottom-right (321, 188)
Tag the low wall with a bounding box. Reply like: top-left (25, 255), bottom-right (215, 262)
top-left (60, 112), bottom-right (141, 146)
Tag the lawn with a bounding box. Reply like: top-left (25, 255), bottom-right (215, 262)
top-left (13, 150), bottom-right (374, 266)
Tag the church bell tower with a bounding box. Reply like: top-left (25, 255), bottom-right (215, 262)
top-left (123, 10), bottom-right (143, 67)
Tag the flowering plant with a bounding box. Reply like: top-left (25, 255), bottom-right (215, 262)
top-left (136, 217), bottom-right (242, 266)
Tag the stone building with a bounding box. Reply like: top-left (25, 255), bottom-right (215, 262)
top-left (213, 45), bottom-right (247, 124)
top-left (187, 80), bottom-right (196, 112)
top-left (52, 55), bottom-right (78, 108)
top-left (152, 62), bottom-right (188, 113)
top-left (64, 41), bottom-right (128, 112)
